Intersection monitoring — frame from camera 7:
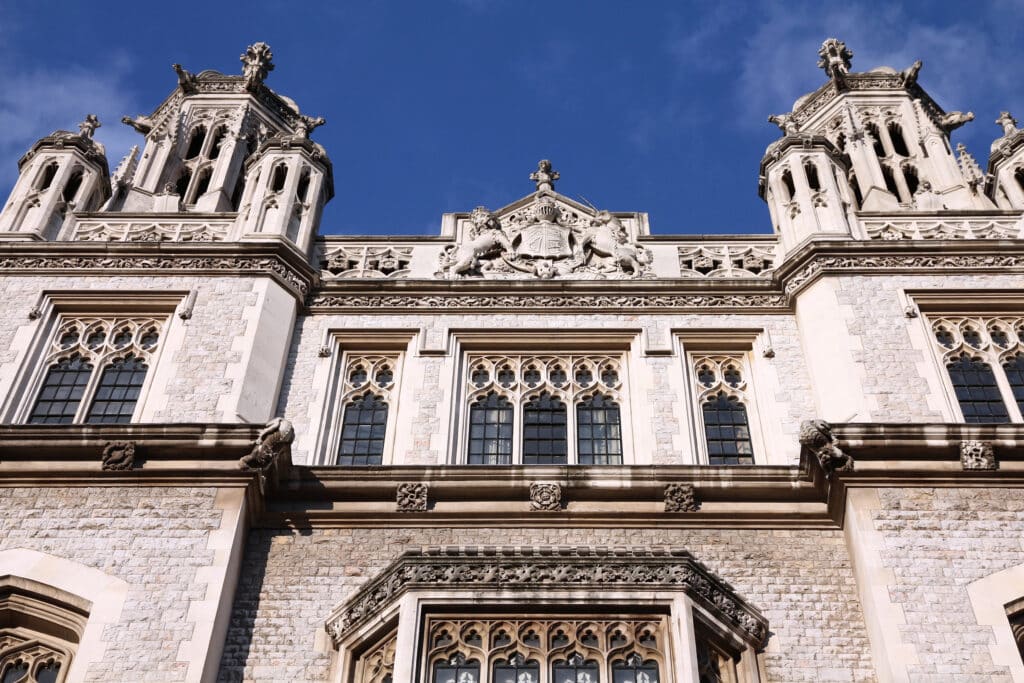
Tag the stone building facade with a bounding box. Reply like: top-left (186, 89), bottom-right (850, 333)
top-left (1, 37), bottom-right (1024, 682)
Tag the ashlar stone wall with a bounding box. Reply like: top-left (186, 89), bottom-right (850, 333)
top-left (218, 526), bottom-right (876, 682)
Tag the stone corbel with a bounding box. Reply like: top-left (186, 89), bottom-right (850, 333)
top-left (238, 417), bottom-right (294, 489)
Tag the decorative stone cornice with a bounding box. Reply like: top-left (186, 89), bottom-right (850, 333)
top-left (324, 546), bottom-right (769, 648)
top-left (0, 242), bottom-right (314, 300)
top-left (308, 292), bottom-right (788, 311)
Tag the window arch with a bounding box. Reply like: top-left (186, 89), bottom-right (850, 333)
top-left (881, 164), bottom-right (899, 197)
top-left (270, 163), bottom-right (288, 192)
top-left (888, 121), bottom-right (910, 156)
top-left (848, 171), bottom-right (864, 208)
top-left (902, 163), bottom-right (920, 196)
top-left (692, 355), bottom-right (756, 465)
top-left (1015, 168), bottom-right (1024, 194)
top-left (866, 122), bottom-right (886, 157)
top-left (184, 126), bottom-right (206, 159)
top-left (34, 162), bottom-right (58, 192)
top-left (463, 354), bottom-right (627, 465)
top-left (190, 167), bottom-right (213, 203)
top-left (335, 355), bottom-right (398, 465)
top-left (27, 317), bottom-right (164, 425)
top-left (208, 126), bottom-right (227, 160)
top-left (175, 168), bottom-right (192, 199)
top-left (779, 169), bottom-right (796, 202)
top-left (0, 576), bottom-right (90, 683)
top-left (803, 160), bottom-right (821, 191)
top-left (60, 169), bottom-right (83, 204)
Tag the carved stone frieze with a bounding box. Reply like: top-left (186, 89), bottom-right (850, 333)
top-left (322, 245), bottom-right (412, 279)
top-left (862, 217), bottom-right (1023, 241)
top-left (0, 254), bottom-right (309, 297)
top-left (529, 482), bottom-right (562, 511)
top-left (396, 483), bottom-right (428, 512)
top-left (71, 219), bottom-right (232, 243)
top-left (309, 293), bottom-right (788, 310)
top-left (664, 483), bottom-right (699, 512)
top-left (799, 419), bottom-right (853, 475)
top-left (239, 417), bottom-right (294, 472)
top-left (960, 440), bottom-right (997, 470)
top-left (325, 546), bottom-right (770, 648)
top-left (678, 244), bottom-right (776, 278)
top-left (101, 441), bottom-right (136, 471)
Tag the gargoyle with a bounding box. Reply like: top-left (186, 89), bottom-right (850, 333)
top-left (121, 114), bottom-right (154, 135)
top-left (938, 111), bottom-right (974, 133)
top-left (798, 419), bottom-right (853, 474)
top-left (239, 416), bottom-right (295, 471)
top-left (172, 63), bottom-right (198, 93)
top-left (900, 59), bottom-right (923, 86)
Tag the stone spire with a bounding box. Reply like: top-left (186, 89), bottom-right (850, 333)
top-left (530, 159), bottom-right (559, 192)
top-left (955, 143), bottom-right (985, 191)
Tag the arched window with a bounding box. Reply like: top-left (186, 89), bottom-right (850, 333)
top-left (1015, 168), bottom-right (1024, 193)
top-left (1003, 354), bottom-right (1024, 416)
top-left (902, 164), bottom-right (920, 196)
top-left (945, 353), bottom-right (1009, 423)
top-left (230, 173), bottom-right (246, 212)
top-left (803, 160), bottom-right (821, 191)
top-left (337, 392), bottom-right (388, 465)
top-left (26, 318), bottom-right (163, 426)
top-left (191, 167), bottom-right (212, 202)
top-left (185, 126), bottom-right (206, 159)
top-left (175, 168), bottom-right (192, 199)
top-left (467, 392), bottom-right (513, 465)
top-left (522, 392), bottom-right (567, 465)
top-left (0, 577), bottom-right (89, 683)
top-left (576, 394), bottom-right (623, 465)
top-left (296, 167), bottom-right (311, 201)
top-left (848, 171), bottom-right (864, 208)
top-left (888, 122), bottom-right (910, 156)
top-left (61, 169), bottom-right (83, 203)
top-left (702, 392), bottom-right (755, 465)
top-left (35, 162), bottom-right (59, 192)
top-left (780, 169), bottom-right (796, 202)
top-left (208, 127), bottom-right (227, 160)
top-left (28, 355), bottom-right (93, 424)
top-left (881, 164), bottom-right (899, 197)
top-left (85, 355), bottom-right (149, 424)
top-left (866, 122), bottom-right (886, 157)
top-left (270, 163), bottom-right (288, 192)
top-left (835, 132), bottom-right (847, 153)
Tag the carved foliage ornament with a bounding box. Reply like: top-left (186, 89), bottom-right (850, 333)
top-left (664, 483), bottom-right (699, 512)
top-left (960, 440), bottom-right (997, 470)
top-left (529, 483), bottom-right (562, 511)
top-left (102, 441), bottom-right (136, 471)
top-left (326, 547), bottom-right (769, 648)
top-left (396, 483), bottom-right (428, 512)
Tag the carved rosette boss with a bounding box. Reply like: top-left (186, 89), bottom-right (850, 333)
top-left (960, 440), bottom-right (997, 471)
top-left (664, 483), bottom-right (699, 512)
top-left (396, 483), bottom-right (429, 512)
top-left (529, 483), bottom-right (562, 511)
top-left (102, 441), bottom-right (136, 471)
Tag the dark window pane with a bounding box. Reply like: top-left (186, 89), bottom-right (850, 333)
top-left (523, 392), bottom-right (567, 464)
top-left (84, 355), bottom-right (148, 424)
top-left (337, 392), bottom-right (388, 465)
top-left (493, 654), bottom-right (539, 683)
top-left (947, 354), bottom-right (1010, 423)
top-left (433, 655), bottom-right (480, 683)
top-left (702, 392), bottom-right (755, 465)
top-left (576, 394), bottom-right (623, 465)
top-left (29, 355), bottom-right (93, 424)
top-left (613, 653), bottom-right (659, 683)
top-left (468, 392), bottom-right (513, 464)
top-left (552, 654), bottom-right (599, 683)
top-left (1004, 354), bottom-right (1024, 417)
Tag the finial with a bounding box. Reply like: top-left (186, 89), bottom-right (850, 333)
top-left (956, 143), bottom-right (985, 191)
top-left (78, 114), bottom-right (101, 139)
top-left (530, 159), bottom-right (559, 192)
top-left (241, 42), bottom-right (275, 91)
top-left (997, 111), bottom-right (1018, 137)
top-left (817, 38), bottom-right (853, 80)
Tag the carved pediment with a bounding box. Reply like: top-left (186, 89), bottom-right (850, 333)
top-left (438, 161), bottom-right (651, 281)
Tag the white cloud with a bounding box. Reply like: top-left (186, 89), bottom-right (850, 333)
top-left (0, 55), bottom-right (145, 190)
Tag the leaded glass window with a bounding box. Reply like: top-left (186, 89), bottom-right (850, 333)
top-left (691, 355), bottom-right (757, 465)
top-left (335, 354), bottom-right (400, 465)
top-left (522, 392), bottom-right (568, 464)
top-left (464, 354), bottom-right (627, 464)
top-left (928, 317), bottom-right (1024, 423)
top-left (85, 355), bottom-right (148, 424)
top-left (26, 317), bottom-right (164, 425)
top-left (425, 617), bottom-right (666, 683)
top-left (338, 393), bottom-right (388, 465)
top-left (468, 392), bottom-right (514, 464)
top-left (576, 394), bottom-right (623, 465)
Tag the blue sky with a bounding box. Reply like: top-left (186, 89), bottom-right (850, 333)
top-left (0, 1), bottom-right (1021, 236)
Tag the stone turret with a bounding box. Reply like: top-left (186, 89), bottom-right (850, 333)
top-left (987, 112), bottom-right (1024, 209)
top-left (108, 42), bottom-right (333, 253)
top-left (761, 37), bottom-right (993, 242)
top-left (0, 115), bottom-right (111, 240)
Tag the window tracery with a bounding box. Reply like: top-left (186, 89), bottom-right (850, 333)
top-left (425, 617), bottom-right (668, 683)
top-left (930, 316), bottom-right (1024, 423)
top-left (27, 316), bottom-right (163, 424)
top-left (463, 354), bottom-right (625, 465)
top-left (0, 578), bottom-right (88, 683)
top-left (337, 354), bottom-right (398, 465)
top-left (691, 355), bottom-right (755, 465)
